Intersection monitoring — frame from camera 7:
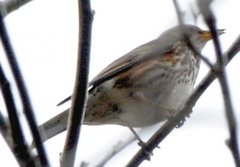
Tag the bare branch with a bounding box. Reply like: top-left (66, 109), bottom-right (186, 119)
top-left (198, 1), bottom-right (240, 166)
top-left (60, 0), bottom-right (93, 166)
top-left (0, 0), bottom-right (32, 17)
top-left (0, 10), bottom-right (49, 167)
top-left (0, 63), bottom-right (36, 166)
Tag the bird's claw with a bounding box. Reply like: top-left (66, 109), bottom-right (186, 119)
top-left (137, 141), bottom-right (153, 161)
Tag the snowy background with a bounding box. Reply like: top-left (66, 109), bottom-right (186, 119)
top-left (0, 0), bottom-right (239, 166)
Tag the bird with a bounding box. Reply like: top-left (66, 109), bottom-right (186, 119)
top-left (38, 24), bottom-right (224, 144)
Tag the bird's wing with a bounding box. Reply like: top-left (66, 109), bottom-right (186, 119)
top-left (90, 39), bottom-right (172, 86)
top-left (58, 37), bottom-right (174, 105)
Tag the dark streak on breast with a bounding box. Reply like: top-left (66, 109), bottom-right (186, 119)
top-left (112, 103), bottom-right (119, 112)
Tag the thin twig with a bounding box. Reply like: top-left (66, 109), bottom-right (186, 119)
top-left (0, 11), bottom-right (49, 167)
top-left (173, 0), bottom-right (215, 71)
top-left (0, 63), bottom-right (36, 166)
top-left (60, 0), bottom-right (93, 166)
top-left (198, 1), bottom-right (240, 166)
top-left (0, 0), bottom-right (32, 17)
top-left (127, 34), bottom-right (240, 167)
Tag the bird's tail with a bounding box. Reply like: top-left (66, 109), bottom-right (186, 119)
top-left (36, 109), bottom-right (69, 145)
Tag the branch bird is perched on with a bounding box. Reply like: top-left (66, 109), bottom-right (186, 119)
top-left (38, 25), bottom-right (224, 143)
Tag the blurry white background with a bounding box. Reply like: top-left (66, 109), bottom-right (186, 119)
top-left (0, 0), bottom-right (239, 166)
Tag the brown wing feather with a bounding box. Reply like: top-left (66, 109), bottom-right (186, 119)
top-left (89, 38), bottom-right (173, 87)
top-left (58, 36), bottom-right (174, 105)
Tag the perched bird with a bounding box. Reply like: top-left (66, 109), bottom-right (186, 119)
top-left (38, 25), bottom-right (224, 143)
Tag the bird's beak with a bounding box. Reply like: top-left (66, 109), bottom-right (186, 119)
top-left (200, 29), bottom-right (225, 41)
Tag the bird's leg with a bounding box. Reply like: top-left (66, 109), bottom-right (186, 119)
top-left (128, 126), bottom-right (153, 160)
top-left (128, 126), bottom-right (145, 147)
top-left (118, 117), bottom-right (145, 146)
